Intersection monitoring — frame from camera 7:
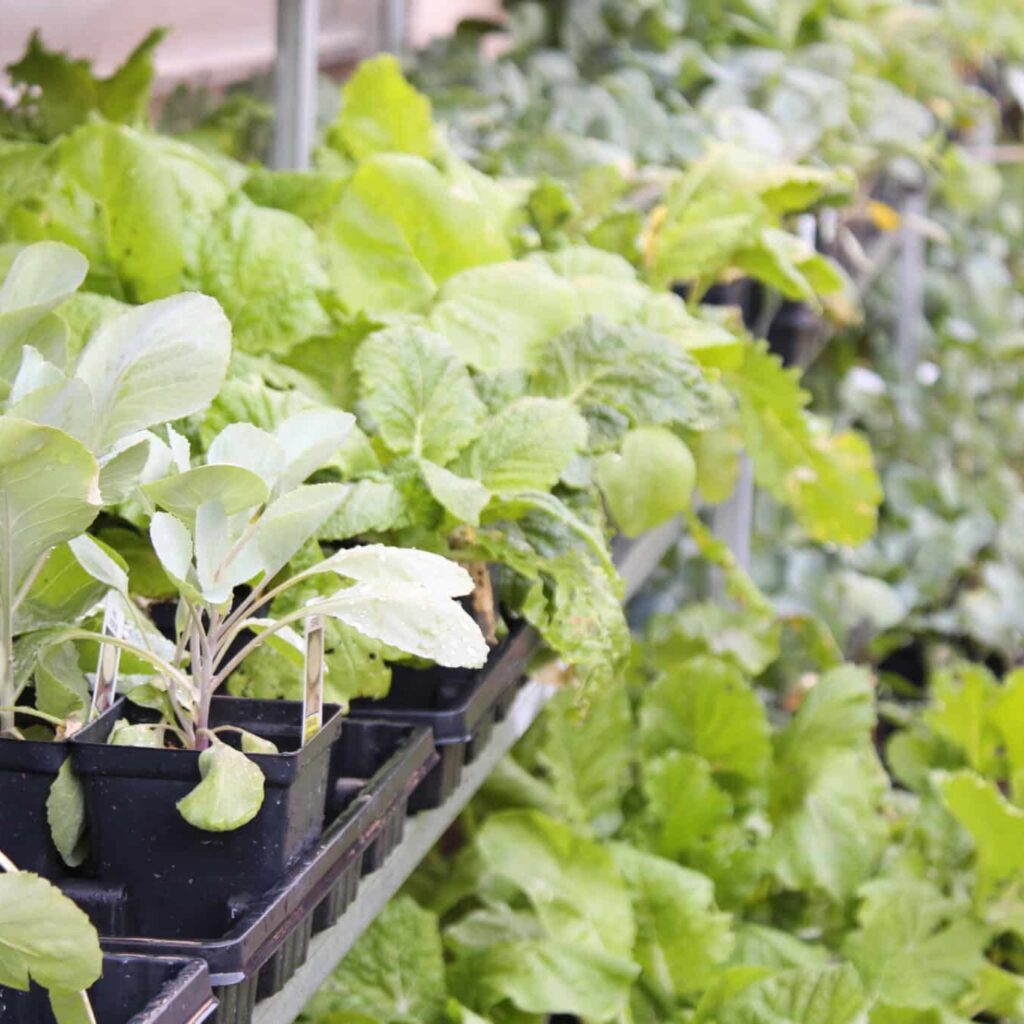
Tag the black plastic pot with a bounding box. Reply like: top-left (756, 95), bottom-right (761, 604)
top-left (71, 720), bottom-right (434, 1024)
top-left (348, 623), bottom-right (536, 810)
top-left (0, 736), bottom-right (68, 878)
top-left (69, 697), bottom-right (344, 939)
top-left (768, 301), bottom-right (821, 368)
top-left (0, 954), bottom-right (217, 1024)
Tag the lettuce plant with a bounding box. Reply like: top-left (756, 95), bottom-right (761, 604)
top-left (0, 241), bottom-right (231, 738)
top-left (101, 412), bottom-right (488, 829)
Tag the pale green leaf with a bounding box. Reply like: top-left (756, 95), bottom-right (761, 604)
top-left (74, 292), bottom-right (232, 452)
top-left (142, 464), bottom-right (269, 521)
top-left (420, 460), bottom-right (491, 526)
top-left (355, 324), bottom-right (485, 463)
top-left (176, 739), bottom-right (266, 832)
top-left (46, 758), bottom-right (88, 869)
top-left (332, 54), bottom-right (435, 161)
top-left (596, 427), bottom-right (696, 537)
top-left (0, 871), bottom-right (102, 992)
top-left (457, 397), bottom-right (587, 493)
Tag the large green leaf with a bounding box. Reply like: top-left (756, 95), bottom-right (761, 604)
top-left (197, 201), bottom-right (329, 356)
top-left (0, 242), bottom-right (86, 380)
top-left (0, 418), bottom-right (100, 598)
top-left (330, 55), bottom-right (435, 161)
top-left (843, 878), bottom-right (988, 1010)
top-left (457, 397), bottom-right (586, 493)
top-left (727, 344), bottom-right (880, 546)
top-left (639, 656), bottom-right (771, 784)
top-left (4, 29), bottom-right (165, 140)
top-left (611, 844), bottom-right (734, 1001)
top-left (143, 465), bottom-right (269, 522)
top-left (449, 939), bottom-right (638, 1020)
top-left (531, 317), bottom-right (712, 434)
top-left (74, 292), bottom-right (231, 452)
top-left (302, 896), bottom-right (445, 1023)
top-left (476, 810), bottom-right (635, 959)
top-left (320, 154), bottom-right (510, 315)
top-left (596, 427), bottom-right (696, 537)
top-left (46, 758), bottom-right (88, 869)
top-left (941, 771), bottom-right (1024, 901)
top-left (716, 964), bottom-right (867, 1024)
top-left (427, 262), bottom-right (578, 373)
top-left (306, 579), bottom-right (488, 669)
top-left (0, 871), bottom-right (102, 993)
top-left (355, 325), bottom-right (485, 463)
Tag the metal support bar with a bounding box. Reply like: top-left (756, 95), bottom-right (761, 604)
top-left (896, 191), bottom-right (927, 388)
top-left (248, 524), bottom-right (680, 1022)
top-left (380, 0), bottom-right (407, 53)
top-left (710, 456), bottom-right (755, 599)
top-left (272, 0), bottom-right (321, 170)
top-left (251, 680), bottom-right (556, 1024)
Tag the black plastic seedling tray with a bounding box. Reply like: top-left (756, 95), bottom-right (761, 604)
top-left (69, 720), bottom-right (435, 1024)
top-left (0, 954), bottom-right (218, 1024)
top-left (348, 623), bottom-right (538, 810)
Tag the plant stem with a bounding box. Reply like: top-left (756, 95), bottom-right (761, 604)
top-left (0, 494), bottom-right (14, 738)
top-left (190, 608), bottom-right (212, 752)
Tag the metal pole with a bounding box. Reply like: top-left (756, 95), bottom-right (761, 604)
top-left (710, 456), bottom-right (755, 599)
top-left (896, 190), bottom-right (927, 388)
top-left (272, 0), bottom-right (321, 170)
top-left (380, 0), bottom-right (407, 53)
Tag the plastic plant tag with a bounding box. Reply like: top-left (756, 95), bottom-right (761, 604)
top-left (303, 614), bottom-right (325, 745)
top-left (88, 596), bottom-right (125, 721)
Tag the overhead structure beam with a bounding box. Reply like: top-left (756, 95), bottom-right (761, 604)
top-left (272, 0), bottom-right (321, 170)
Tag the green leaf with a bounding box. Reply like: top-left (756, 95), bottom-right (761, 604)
top-left (0, 418), bottom-right (100, 598)
top-left (176, 740), bottom-right (266, 832)
top-left (34, 643), bottom-right (89, 720)
top-left (253, 483), bottom-right (349, 580)
top-left (727, 344), bottom-right (880, 546)
top-left (420, 461), bottom-right (491, 526)
top-left (46, 758), bottom-right (88, 869)
top-left (611, 844), bottom-right (733, 1000)
top-left (274, 409), bottom-right (356, 491)
top-left (198, 200), bottom-right (329, 356)
top-left (923, 664), bottom-right (1001, 777)
top-left (531, 317), bottom-right (712, 435)
top-left (74, 291), bottom-right (232, 451)
top-left (596, 427), bottom-right (696, 537)
top-left (143, 465), bottom-right (269, 522)
top-left (315, 543), bottom-right (475, 597)
top-left (331, 55), bottom-right (435, 161)
top-left (427, 262), bottom-right (578, 373)
top-left (355, 325), bottom-right (485, 463)
top-left (716, 964), bottom-right (867, 1024)
top-left (321, 154), bottom-right (510, 315)
top-left (14, 542), bottom-right (111, 634)
top-left (639, 656), bottom-right (771, 784)
top-left (302, 896), bottom-right (445, 1024)
top-left (768, 666), bottom-right (886, 899)
top-left (149, 512), bottom-right (194, 584)
top-left (940, 770), bottom-right (1024, 901)
top-left (4, 29), bottom-right (165, 139)
top-left (643, 750), bottom-right (733, 859)
top-left (0, 871), bottom-right (102, 992)
top-left (645, 602), bottom-right (781, 676)
top-left (457, 397), bottom-right (587, 493)
top-left (0, 242), bottom-right (86, 380)
top-left (532, 684), bottom-right (633, 833)
top-left (843, 878), bottom-right (988, 1009)
top-left (316, 479), bottom-right (408, 541)
top-left (308, 579), bottom-right (488, 669)
top-left (475, 810), bottom-right (635, 959)
top-left (448, 939), bottom-right (638, 1020)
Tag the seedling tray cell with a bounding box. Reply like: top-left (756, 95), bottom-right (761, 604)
top-left (348, 623), bottom-right (537, 810)
top-left (0, 954), bottom-right (217, 1024)
top-left (79, 720), bottom-right (435, 1024)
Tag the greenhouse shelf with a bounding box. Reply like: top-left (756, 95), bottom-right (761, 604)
top-left (248, 519), bottom-right (684, 1024)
